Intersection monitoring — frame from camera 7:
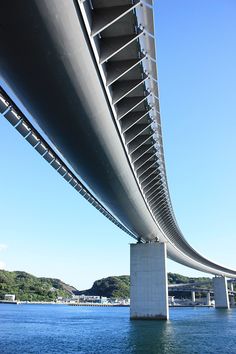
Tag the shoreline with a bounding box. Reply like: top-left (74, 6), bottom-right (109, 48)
top-left (0, 301), bottom-right (215, 308)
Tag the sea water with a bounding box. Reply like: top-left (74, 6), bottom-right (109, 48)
top-left (0, 304), bottom-right (236, 353)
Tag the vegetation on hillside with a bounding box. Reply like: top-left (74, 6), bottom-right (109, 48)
top-left (78, 273), bottom-right (212, 298)
top-left (168, 273), bottom-right (211, 286)
top-left (0, 270), bottom-right (76, 301)
top-left (0, 270), bottom-right (213, 301)
top-left (78, 276), bottom-right (130, 298)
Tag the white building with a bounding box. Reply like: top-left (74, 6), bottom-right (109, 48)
top-left (168, 296), bottom-right (175, 306)
top-left (4, 294), bottom-right (15, 301)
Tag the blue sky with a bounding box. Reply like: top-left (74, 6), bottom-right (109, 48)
top-left (0, 0), bottom-right (236, 289)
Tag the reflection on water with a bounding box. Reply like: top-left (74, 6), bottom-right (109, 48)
top-left (0, 305), bottom-right (236, 353)
top-left (128, 320), bottom-right (178, 354)
top-left (128, 308), bottom-right (236, 354)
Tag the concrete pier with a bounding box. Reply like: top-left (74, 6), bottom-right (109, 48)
top-left (130, 242), bottom-right (169, 320)
top-left (229, 282), bottom-right (235, 307)
top-left (229, 295), bottom-right (235, 308)
top-left (191, 291), bottom-right (196, 303)
top-left (206, 292), bottom-right (211, 306)
top-left (213, 276), bottom-right (229, 309)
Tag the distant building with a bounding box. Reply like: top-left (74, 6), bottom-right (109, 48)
top-left (79, 295), bottom-right (101, 303)
top-left (118, 298), bottom-right (130, 305)
top-left (74, 295), bottom-right (109, 304)
top-left (168, 296), bottom-right (175, 306)
top-left (100, 297), bottom-right (108, 304)
top-left (72, 295), bottom-right (80, 302)
top-left (4, 294), bottom-right (15, 302)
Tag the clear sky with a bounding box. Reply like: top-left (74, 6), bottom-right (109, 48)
top-left (0, 0), bottom-right (236, 290)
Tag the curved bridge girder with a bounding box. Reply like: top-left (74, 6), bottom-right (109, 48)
top-left (0, 0), bottom-right (235, 277)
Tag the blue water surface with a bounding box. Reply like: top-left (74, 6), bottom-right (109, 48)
top-left (0, 304), bottom-right (236, 353)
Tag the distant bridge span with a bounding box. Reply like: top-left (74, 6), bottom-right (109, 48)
top-left (0, 0), bottom-right (236, 284)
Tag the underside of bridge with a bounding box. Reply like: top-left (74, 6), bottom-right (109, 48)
top-left (0, 0), bottom-right (236, 319)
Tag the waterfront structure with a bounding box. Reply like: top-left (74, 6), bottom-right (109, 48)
top-left (77, 295), bottom-right (108, 304)
top-left (0, 1), bottom-right (236, 319)
top-left (4, 294), bottom-right (15, 302)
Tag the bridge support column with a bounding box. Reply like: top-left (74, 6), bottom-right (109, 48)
top-left (130, 242), bottom-right (169, 320)
top-left (206, 291), bottom-right (211, 306)
top-left (230, 282), bottom-right (234, 292)
top-left (229, 283), bottom-right (235, 307)
top-left (191, 291), bottom-right (196, 303)
top-left (213, 276), bottom-right (229, 309)
top-left (229, 295), bottom-right (235, 308)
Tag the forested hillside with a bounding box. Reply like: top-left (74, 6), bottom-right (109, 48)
top-left (0, 270), bottom-right (76, 301)
top-left (77, 273), bottom-right (212, 298)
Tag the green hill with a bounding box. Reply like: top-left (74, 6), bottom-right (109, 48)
top-left (0, 270), bottom-right (76, 301)
top-left (168, 272), bottom-right (211, 285)
top-left (77, 273), bottom-right (212, 298)
top-left (0, 270), bottom-right (212, 301)
top-left (77, 276), bottom-right (130, 298)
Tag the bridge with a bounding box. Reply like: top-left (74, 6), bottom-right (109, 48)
top-left (168, 281), bottom-right (236, 308)
top-left (0, 0), bottom-right (235, 319)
